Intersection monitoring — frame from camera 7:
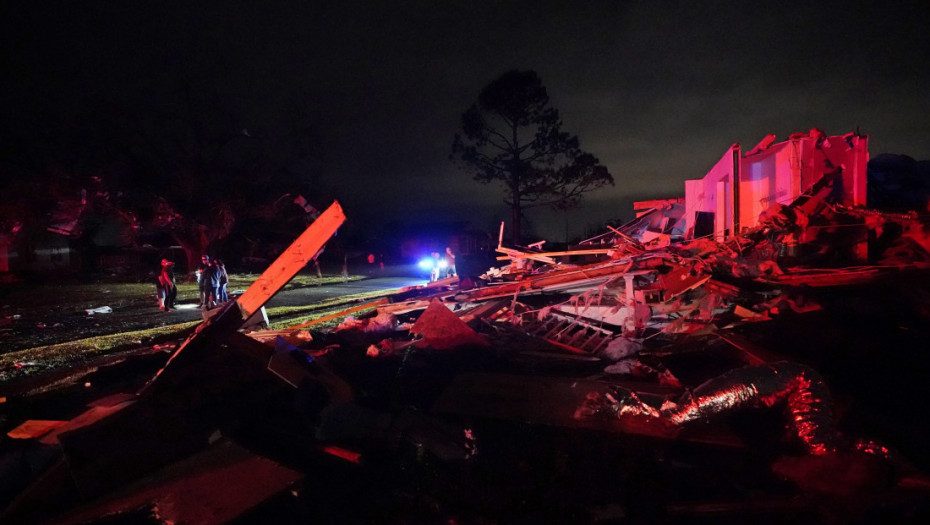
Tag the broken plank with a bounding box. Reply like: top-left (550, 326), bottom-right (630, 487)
top-left (237, 201), bottom-right (346, 319)
top-left (460, 260), bottom-right (633, 302)
top-left (496, 248), bottom-right (614, 260)
top-left (284, 298), bottom-right (389, 330)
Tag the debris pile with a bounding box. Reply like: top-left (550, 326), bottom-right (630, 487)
top-left (3, 133), bottom-right (930, 522)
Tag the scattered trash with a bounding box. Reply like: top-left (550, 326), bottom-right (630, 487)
top-left (85, 306), bottom-right (113, 315)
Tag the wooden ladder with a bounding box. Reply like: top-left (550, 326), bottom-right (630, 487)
top-left (528, 312), bottom-right (614, 355)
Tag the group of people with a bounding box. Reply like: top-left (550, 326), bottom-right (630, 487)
top-left (428, 247), bottom-right (457, 282)
top-left (155, 254), bottom-right (230, 312)
top-left (197, 255), bottom-right (229, 309)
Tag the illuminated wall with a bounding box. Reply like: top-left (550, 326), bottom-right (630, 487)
top-left (739, 140), bottom-right (795, 229)
top-left (684, 144), bottom-right (740, 241)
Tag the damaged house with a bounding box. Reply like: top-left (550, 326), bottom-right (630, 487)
top-left (3, 132), bottom-right (930, 523)
top-left (597, 129), bottom-right (928, 273)
top-left (684, 129), bottom-right (868, 244)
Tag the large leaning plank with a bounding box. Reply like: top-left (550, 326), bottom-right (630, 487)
top-left (237, 200), bottom-right (346, 318)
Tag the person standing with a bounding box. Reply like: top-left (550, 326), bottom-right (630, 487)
top-left (428, 251), bottom-right (442, 282)
top-left (205, 257), bottom-right (220, 308)
top-left (156, 262), bottom-right (167, 311)
top-left (158, 259), bottom-right (177, 311)
top-left (215, 258), bottom-right (229, 302)
top-left (444, 246), bottom-right (457, 278)
top-left (196, 255), bottom-right (215, 308)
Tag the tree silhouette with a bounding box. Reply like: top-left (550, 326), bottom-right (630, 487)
top-left (452, 70), bottom-right (613, 245)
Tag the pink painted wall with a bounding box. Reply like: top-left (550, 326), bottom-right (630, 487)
top-left (684, 131), bottom-right (868, 239)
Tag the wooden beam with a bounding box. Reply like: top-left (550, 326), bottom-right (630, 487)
top-left (236, 201), bottom-right (346, 318)
top-left (284, 298), bottom-right (389, 330)
top-left (460, 260), bottom-right (633, 302)
top-left (606, 225), bottom-right (646, 251)
top-left (495, 248), bottom-right (614, 261)
top-left (496, 246), bottom-right (556, 264)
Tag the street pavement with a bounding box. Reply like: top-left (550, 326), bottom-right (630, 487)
top-left (163, 273), bottom-right (429, 324)
top-left (265, 275), bottom-right (428, 308)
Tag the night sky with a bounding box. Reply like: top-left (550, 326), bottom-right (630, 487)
top-left (4, 0), bottom-right (929, 241)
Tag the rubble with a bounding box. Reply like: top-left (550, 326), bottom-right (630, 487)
top-left (2, 131), bottom-right (930, 523)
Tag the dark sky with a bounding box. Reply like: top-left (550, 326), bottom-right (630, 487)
top-left (4, 0), bottom-right (929, 241)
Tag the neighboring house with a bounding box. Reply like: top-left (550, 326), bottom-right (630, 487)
top-left (0, 196), bottom-right (141, 275)
top-left (33, 231), bottom-right (74, 271)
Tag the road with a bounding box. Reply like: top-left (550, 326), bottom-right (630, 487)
top-left (265, 275), bottom-right (428, 308)
top-left (141, 273), bottom-right (430, 324)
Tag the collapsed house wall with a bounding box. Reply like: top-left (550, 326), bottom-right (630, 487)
top-left (618, 200), bottom-right (687, 247)
top-left (684, 131), bottom-right (869, 242)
